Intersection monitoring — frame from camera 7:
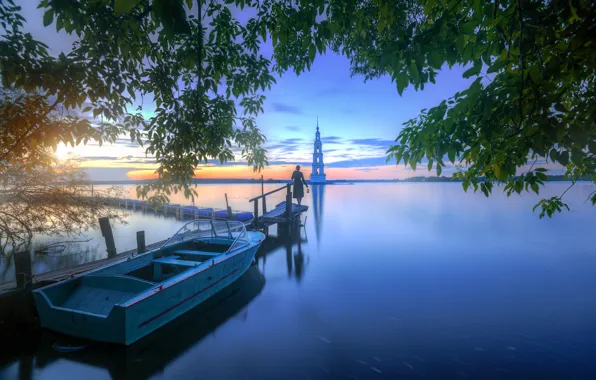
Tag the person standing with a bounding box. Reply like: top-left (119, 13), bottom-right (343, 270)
top-left (291, 165), bottom-right (308, 205)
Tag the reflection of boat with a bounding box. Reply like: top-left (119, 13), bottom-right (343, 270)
top-left (32, 266), bottom-right (266, 380)
top-left (33, 220), bottom-right (265, 345)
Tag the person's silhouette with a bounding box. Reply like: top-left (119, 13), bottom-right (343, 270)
top-left (291, 165), bottom-right (308, 205)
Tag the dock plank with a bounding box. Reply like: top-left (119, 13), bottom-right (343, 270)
top-left (259, 201), bottom-right (308, 228)
top-left (0, 239), bottom-right (167, 294)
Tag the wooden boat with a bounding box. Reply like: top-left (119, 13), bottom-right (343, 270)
top-left (32, 220), bottom-right (265, 345)
top-left (33, 266), bottom-right (266, 378)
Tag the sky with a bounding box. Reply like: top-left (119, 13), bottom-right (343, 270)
top-left (16, 1), bottom-right (559, 181)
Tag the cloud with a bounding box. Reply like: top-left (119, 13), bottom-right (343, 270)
top-left (320, 136), bottom-right (342, 144)
top-left (271, 102), bottom-right (302, 114)
top-left (315, 86), bottom-right (343, 97)
top-left (327, 156), bottom-right (391, 168)
top-left (355, 167), bottom-right (380, 172)
top-left (265, 137), bottom-right (306, 153)
top-left (114, 137), bottom-right (141, 147)
top-left (78, 156), bottom-right (120, 161)
top-left (349, 138), bottom-right (395, 149)
top-left (280, 138), bottom-right (305, 144)
top-left (285, 126), bottom-right (301, 131)
top-left (83, 167), bottom-right (145, 181)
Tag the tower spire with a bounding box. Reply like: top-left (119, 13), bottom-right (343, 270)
top-left (311, 119), bottom-right (326, 183)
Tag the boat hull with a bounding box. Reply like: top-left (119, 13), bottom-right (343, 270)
top-left (33, 234), bottom-right (264, 346)
top-left (122, 243), bottom-right (260, 345)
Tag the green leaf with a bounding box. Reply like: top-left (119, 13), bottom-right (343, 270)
top-left (186, 0), bottom-right (193, 8)
top-left (308, 44), bottom-right (316, 61)
top-left (43, 10), bottom-right (54, 27)
top-left (56, 17), bottom-right (63, 32)
top-left (462, 60), bottom-right (482, 78)
top-left (493, 164), bottom-right (501, 179)
top-left (448, 148), bottom-right (456, 164)
top-left (554, 103), bottom-right (566, 112)
top-left (486, 59), bottom-right (509, 74)
top-left (436, 164), bottom-right (442, 177)
top-left (428, 51), bottom-right (442, 70)
top-left (569, 0), bottom-right (578, 19)
top-left (461, 21), bottom-right (476, 35)
top-left (396, 72), bottom-right (409, 95)
top-left (558, 151), bottom-right (569, 166)
top-left (409, 61), bottom-right (420, 83)
top-left (549, 149), bottom-right (557, 163)
top-left (114, 0), bottom-right (142, 14)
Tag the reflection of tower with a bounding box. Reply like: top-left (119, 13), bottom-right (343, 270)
top-left (310, 118), bottom-right (326, 183)
top-left (311, 184), bottom-right (325, 245)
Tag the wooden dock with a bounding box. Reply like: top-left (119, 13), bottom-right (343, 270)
top-left (249, 184), bottom-right (309, 230)
top-left (0, 240), bottom-right (167, 295)
top-left (258, 201), bottom-right (308, 228)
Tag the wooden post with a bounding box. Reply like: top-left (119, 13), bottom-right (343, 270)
top-left (225, 193), bottom-right (232, 218)
top-left (261, 175), bottom-right (267, 214)
top-left (253, 200), bottom-right (259, 230)
top-left (194, 209), bottom-right (199, 220)
top-left (99, 217), bottom-right (117, 258)
top-left (91, 184), bottom-right (94, 197)
top-left (14, 251), bottom-right (32, 290)
top-left (286, 184), bottom-right (292, 223)
top-left (176, 207), bottom-right (182, 220)
top-left (136, 231), bottom-right (146, 255)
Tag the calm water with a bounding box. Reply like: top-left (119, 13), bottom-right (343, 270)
top-left (2, 182), bottom-right (596, 379)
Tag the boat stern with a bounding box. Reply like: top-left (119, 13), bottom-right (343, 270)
top-left (32, 276), bottom-right (146, 345)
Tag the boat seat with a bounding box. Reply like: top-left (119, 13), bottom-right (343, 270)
top-left (153, 257), bottom-right (201, 267)
top-left (152, 257), bottom-right (201, 282)
top-left (174, 250), bottom-right (221, 257)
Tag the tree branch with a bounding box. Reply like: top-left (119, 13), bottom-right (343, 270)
top-left (0, 97), bottom-right (61, 162)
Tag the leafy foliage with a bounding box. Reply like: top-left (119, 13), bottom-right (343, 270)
top-left (269, 0), bottom-right (596, 217)
top-left (1, 0), bottom-right (275, 204)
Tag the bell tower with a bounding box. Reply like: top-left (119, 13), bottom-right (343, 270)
top-left (310, 117), bottom-right (327, 183)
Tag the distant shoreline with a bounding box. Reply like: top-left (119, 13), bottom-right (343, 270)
top-left (86, 175), bottom-right (591, 185)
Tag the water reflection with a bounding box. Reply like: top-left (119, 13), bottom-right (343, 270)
top-left (0, 241), bottom-right (104, 285)
top-left (14, 266), bottom-right (265, 380)
top-left (259, 220), bottom-right (310, 284)
top-left (3, 183), bottom-right (596, 379)
top-left (279, 223), bottom-right (309, 283)
top-left (311, 184), bottom-right (325, 247)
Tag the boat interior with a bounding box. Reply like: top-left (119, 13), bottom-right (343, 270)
top-left (127, 237), bottom-right (234, 283)
top-left (38, 220), bottom-right (250, 317)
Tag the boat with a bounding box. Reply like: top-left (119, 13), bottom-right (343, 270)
top-left (32, 219), bottom-right (266, 346)
top-left (33, 266), bottom-right (266, 379)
